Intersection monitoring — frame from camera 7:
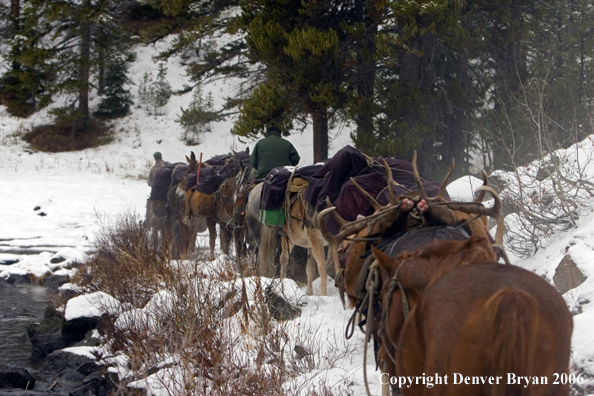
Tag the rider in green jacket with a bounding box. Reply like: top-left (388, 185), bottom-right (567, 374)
top-left (250, 126), bottom-right (300, 180)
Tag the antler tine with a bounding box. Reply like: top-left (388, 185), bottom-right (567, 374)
top-left (350, 177), bottom-right (382, 212)
top-left (474, 170), bottom-right (489, 203)
top-left (325, 196), bottom-right (348, 227)
top-left (317, 206), bottom-right (389, 275)
top-left (382, 159), bottom-right (397, 205)
top-left (444, 186), bottom-right (510, 265)
top-left (437, 158), bottom-right (455, 201)
top-left (412, 151), bottom-right (427, 198)
top-left (476, 186), bottom-right (510, 265)
top-left (317, 207), bottom-right (349, 276)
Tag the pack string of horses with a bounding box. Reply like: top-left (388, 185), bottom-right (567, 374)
top-left (144, 146), bottom-right (573, 396)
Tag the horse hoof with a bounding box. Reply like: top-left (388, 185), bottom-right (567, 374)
top-left (182, 216), bottom-right (191, 226)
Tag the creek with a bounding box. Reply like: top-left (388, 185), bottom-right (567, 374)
top-left (0, 282), bottom-right (48, 371)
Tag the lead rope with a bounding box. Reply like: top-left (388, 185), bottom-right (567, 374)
top-left (379, 258), bottom-right (410, 367)
top-left (363, 263), bottom-right (380, 396)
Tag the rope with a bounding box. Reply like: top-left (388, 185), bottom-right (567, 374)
top-left (363, 263), bottom-right (380, 396)
top-left (345, 298), bottom-right (363, 340)
top-left (284, 166), bottom-right (298, 228)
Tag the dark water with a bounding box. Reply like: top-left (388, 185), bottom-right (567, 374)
top-left (0, 283), bottom-right (48, 370)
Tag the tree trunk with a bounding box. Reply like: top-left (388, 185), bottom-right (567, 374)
top-left (11, 0), bottom-right (19, 25)
top-left (79, 0), bottom-right (91, 122)
top-left (312, 107), bottom-right (329, 163)
top-left (354, 0), bottom-right (381, 149)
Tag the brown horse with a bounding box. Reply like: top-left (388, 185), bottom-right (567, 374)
top-left (178, 152), bottom-right (247, 261)
top-left (166, 163), bottom-right (207, 258)
top-left (178, 174), bottom-right (232, 260)
top-left (372, 237), bottom-right (572, 396)
top-left (317, 152), bottom-right (503, 309)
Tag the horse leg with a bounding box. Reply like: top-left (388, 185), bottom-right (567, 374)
top-left (304, 250), bottom-right (316, 296)
top-left (258, 225), bottom-right (278, 278)
top-left (308, 229), bottom-right (328, 296)
top-left (219, 223), bottom-right (232, 256)
top-left (160, 211), bottom-right (173, 255)
top-left (182, 189), bottom-right (194, 225)
top-left (207, 217), bottom-right (217, 261)
top-left (279, 237), bottom-right (293, 279)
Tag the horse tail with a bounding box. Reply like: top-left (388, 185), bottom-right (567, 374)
top-left (485, 287), bottom-right (539, 396)
top-left (258, 225), bottom-right (278, 278)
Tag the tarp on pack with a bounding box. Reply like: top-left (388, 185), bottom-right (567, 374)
top-left (260, 164), bottom-right (323, 211)
top-left (303, 145), bottom-right (370, 211)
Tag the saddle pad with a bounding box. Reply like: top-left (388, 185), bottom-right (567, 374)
top-left (289, 177), bottom-right (309, 193)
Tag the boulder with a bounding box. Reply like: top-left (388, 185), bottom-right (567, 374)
top-left (42, 349), bottom-right (114, 396)
top-left (27, 308), bottom-right (64, 358)
top-left (265, 286), bottom-right (301, 321)
top-left (553, 254), bottom-right (586, 295)
top-left (62, 317), bottom-right (100, 348)
top-left (43, 274), bottom-right (70, 289)
top-left (0, 366), bottom-right (35, 390)
top-left (5, 274), bottom-right (30, 285)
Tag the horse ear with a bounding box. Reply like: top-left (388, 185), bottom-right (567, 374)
top-left (245, 147), bottom-right (250, 155)
top-left (191, 152), bottom-right (196, 162)
top-left (186, 155), bottom-right (190, 164)
top-left (372, 245), bottom-right (397, 279)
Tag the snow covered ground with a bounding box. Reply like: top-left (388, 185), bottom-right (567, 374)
top-left (0, 40), bottom-right (593, 395)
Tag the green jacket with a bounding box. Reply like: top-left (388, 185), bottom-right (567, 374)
top-left (250, 130), bottom-right (300, 179)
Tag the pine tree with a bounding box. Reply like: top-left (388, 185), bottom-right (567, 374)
top-left (176, 86), bottom-right (219, 144)
top-left (3, 0), bottom-right (133, 130)
top-left (234, 0), bottom-right (355, 162)
top-left (94, 59), bottom-right (133, 119)
top-left (148, 63), bottom-right (172, 115)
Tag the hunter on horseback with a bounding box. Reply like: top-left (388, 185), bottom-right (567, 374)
top-left (250, 126), bottom-right (300, 181)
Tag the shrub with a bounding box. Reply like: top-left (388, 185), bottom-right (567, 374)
top-left (23, 109), bottom-right (113, 152)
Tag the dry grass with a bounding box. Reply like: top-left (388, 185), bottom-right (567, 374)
top-left (72, 211), bottom-right (353, 396)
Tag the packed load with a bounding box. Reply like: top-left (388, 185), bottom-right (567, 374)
top-left (184, 151), bottom-right (250, 195)
top-left (258, 145), bottom-right (446, 233)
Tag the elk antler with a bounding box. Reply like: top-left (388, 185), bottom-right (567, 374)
top-left (412, 151), bottom-right (455, 202)
top-left (436, 158), bottom-right (455, 201)
top-left (442, 186), bottom-right (510, 265)
top-left (474, 170), bottom-right (489, 203)
top-left (412, 151), bottom-right (427, 199)
top-left (317, 205), bottom-right (401, 275)
top-left (350, 178), bottom-right (382, 212)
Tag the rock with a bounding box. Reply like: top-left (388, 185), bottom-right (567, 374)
top-left (265, 286), bottom-right (301, 321)
top-left (73, 330), bottom-right (100, 348)
top-left (28, 308), bottom-right (99, 358)
top-left (0, 366), bottom-right (36, 390)
top-left (287, 246), bottom-right (309, 284)
top-left (5, 274), bottom-right (30, 285)
top-left (294, 345), bottom-right (311, 360)
top-left (62, 317), bottom-right (100, 347)
top-left (49, 257), bottom-right (66, 264)
top-left (27, 308), bottom-right (64, 358)
top-left (554, 255), bottom-right (586, 295)
top-left (42, 349), bottom-right (98, 383)
top-left (42, 274), bottom-right (70, 289)
top-left (42, 349), bottom-right (114, 396)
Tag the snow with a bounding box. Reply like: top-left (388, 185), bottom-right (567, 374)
top-left (1, 39), bottom-right (593, 394)
top-left (64, 291), bottom-right (123, 321)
